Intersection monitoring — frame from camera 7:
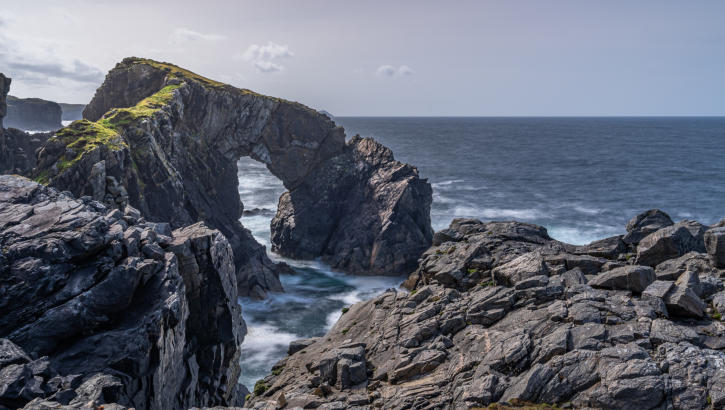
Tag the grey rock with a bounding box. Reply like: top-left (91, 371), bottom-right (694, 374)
top-left (623, 209), bottom-right (673, 245)
top-left (705, 227), bottom-right (725, 268)
top-left (0, 176), bottom-right (245, 409)
top-left (637, 222), bottom-right (704, 267)
top-left (288, 338), bottom-right (318, 355)
top-left (588, 265), bottom-right (655, 293)
top-left (664, 285), bottom-right (706, 318)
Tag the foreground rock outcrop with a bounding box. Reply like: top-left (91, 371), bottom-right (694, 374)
top-left (249, 210), bottom-right (725, 409)
top-left (29, 58), bottom-right (432, 297)
top-left (0, 175), bottom-right (245, 409)
top-left (5, 96), bottom-right (62, 131)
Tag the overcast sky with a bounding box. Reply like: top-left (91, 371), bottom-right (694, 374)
top-left (1, 1), bottom-right (724, 116)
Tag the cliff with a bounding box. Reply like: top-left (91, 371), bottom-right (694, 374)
top-left (0, 175), bottom-right (245, 409)
top-left (31, 57), bottom-right (433, 298)
top-left (248, 210), bottom-right (725, 409)
top-left (5, 95), bottom-right (62, 131)
top-left (0, 74), bottom-right (52, 174)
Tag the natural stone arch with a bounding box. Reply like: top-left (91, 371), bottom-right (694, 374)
top-left (33, 58), bottom-right (433, 297)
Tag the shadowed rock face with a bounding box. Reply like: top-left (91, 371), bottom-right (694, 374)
top-left (0, 175), bottom-right (245, 409)
top-left (0, 74), bottom-right (9, 129)
top-left (31, 58), bottom-right (433, 297)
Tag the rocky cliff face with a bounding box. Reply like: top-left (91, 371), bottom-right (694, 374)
top-left (0, 74), bottom-right (52, 175)
top-left (0, 74), bottom-right (9, 130)
top-left (0, 175), bottom-right (245, 409)
top-left (5, 96), bottom-right (62, 131)
top-left (248, 210), bottom-right (725, 409)
top-left (31, 58), bottom-right (432, 297)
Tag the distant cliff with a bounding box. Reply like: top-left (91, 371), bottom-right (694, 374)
top-left (59, 102), bottom-right (86, 121)
top-left (5, 95), bottom-right (62, 131)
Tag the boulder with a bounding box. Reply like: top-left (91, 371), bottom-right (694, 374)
top-left (705, 227), bottom-right (725, 268)
top-left (588, 265), bottom-right (655, 293)
top-left (623, 209), bottom-right (673, 245)
top-left (636, 222), bottom-right (704, 267)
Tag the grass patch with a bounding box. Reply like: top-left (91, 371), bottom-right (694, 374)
top-left (341, 307), bottom-right (349, 314)
top-left (253, 380), bottom-right (269, 396)
top-left (467, 268), bottom-right (478, 275)
top-left (341, 328), bottom-right (350, 335)
top-left (49, 120), bottom-right (126, 174)
top-left (272, 366), bottom-right (284, 376)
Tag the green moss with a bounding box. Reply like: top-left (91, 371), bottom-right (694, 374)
top-left (341, 328), bottom-right (350, 335)
top-left (244, 393), bottom-right (251, 402)
top-left (713, 310), bottom-right (721, 320)
top-left (410, 289), bottom-right (418, 295)
top-left (467, 268), bottom-right (478, 275)
top-left (479, 280), bottom-right (496, 287)
top-left (272, 366), bottom-right (284, 376)
top-left (253, 379), bottom-right (269, 396)
top-left (341, 307), bottom-right (349, 314)
top-left (49, 120), bottom-right (127, 174)
top-left (99, 84), bottom-right (181, 130)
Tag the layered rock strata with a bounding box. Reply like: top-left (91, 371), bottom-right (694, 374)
top-left (30, 58), bottom-right (432, 297)
top-left (0, 175), bottom-right (245, 409)
top-left (249, 210), bottom-right (725, 409)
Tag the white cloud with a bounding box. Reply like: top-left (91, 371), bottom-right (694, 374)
top-left (376, 64), bottom-right (415, 77)
top-left (241, 41), bottom-right (293, 74)
top-left (171, 28), bottom-right (226, 44)
top-left (376, 65), bottom-right (397, 77)
top-left (0, 23), bottom-right (104, 88)
top-left (254, 61), bottom-right (283, 73)
top-left (242, 41), bottom-right (294, 61)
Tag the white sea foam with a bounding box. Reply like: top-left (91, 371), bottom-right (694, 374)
top-left (240, 322), bottom-right (299, 370)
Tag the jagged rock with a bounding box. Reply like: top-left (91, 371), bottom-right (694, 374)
top-left (58, 103), bottom-right (85, 122)
top-left (636, 222), bottom-right (705, 267)
top-left (0, 74), bottom-right (9, 129)
top-left (288, 338), bottom-right (318, 355)
top-left (249, 214), bottom-right (725, 409)
top-left (623, 209), bottom-right (673, 245)
top-left (5, 95), bottom-right (62, 131)
top-left (0, 175), bottom-right (245, 409)
top-left (705, 227), bottom-right (725, 268)
top-left (655, 251), bottom-right (718, 280)
top-left (30, 58), bottom-right (433, 296)
top-left (572, 235), bottom-right (626, 259)
top-left (588, 265), bottom-right (655, 293)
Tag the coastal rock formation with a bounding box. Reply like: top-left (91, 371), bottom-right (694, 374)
top-left (5, 96), bottom-right (62, 131)
top-left (0, 175), bottom-right (245, 409)
top-left (0, 75), bottom-right (52, 175)
top-left (248, 211), bottom-right (725, 409)
top-left (30, 58), bottom-right (432, 296)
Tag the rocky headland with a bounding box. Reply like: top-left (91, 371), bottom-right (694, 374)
top-left (5, 95), bottom-right (63, 131)
top-left (248, 211), bottom-right (725, 409)
top-left (27, 58), bottom-right (432, 298)
top-left (0, 175), bottom-right (245, 409)
top-left (58, 104), bottom-right (86, 122)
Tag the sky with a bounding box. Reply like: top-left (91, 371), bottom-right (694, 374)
top-left (0, 0), bottom-right (724, 116)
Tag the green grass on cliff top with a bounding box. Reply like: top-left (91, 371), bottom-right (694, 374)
top-left (98, 84), bottom-right (181, 128)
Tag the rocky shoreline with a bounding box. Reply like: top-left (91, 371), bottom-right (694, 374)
top-left (247, 213), bottom-right (725, 409)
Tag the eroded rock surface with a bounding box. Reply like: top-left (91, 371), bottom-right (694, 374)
top-left (29, 58), bottom-right (432, 296)
top-left (249, 213), bottom-right (725, 409)
top-left (0, 175), bottom-right (245, 409)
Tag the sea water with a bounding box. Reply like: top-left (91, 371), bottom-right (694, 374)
top-left (238, 116), bottom-right (725, 389)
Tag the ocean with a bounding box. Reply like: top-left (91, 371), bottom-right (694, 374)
top-left (237, 116), bottom-right (725, 390)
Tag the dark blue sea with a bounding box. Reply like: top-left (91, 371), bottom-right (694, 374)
top-left (237, 116), bottom-right (725, 389)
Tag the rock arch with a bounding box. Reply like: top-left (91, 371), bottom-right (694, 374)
top-left (32, 58), bottom-right (433, 297)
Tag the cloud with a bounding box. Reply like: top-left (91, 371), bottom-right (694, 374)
top-left (171, 28), bottom-right (226, 44)
top-left (254, 61), bottom-right (283, 73)
top-left (376, 64), bottom-right (415, 77)
top-left (242, 42), bottom-right (294, 61)
top-left (0, 25), bottom-right (104, 87)
top-left (241, 41), bottom-right (293, 73)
